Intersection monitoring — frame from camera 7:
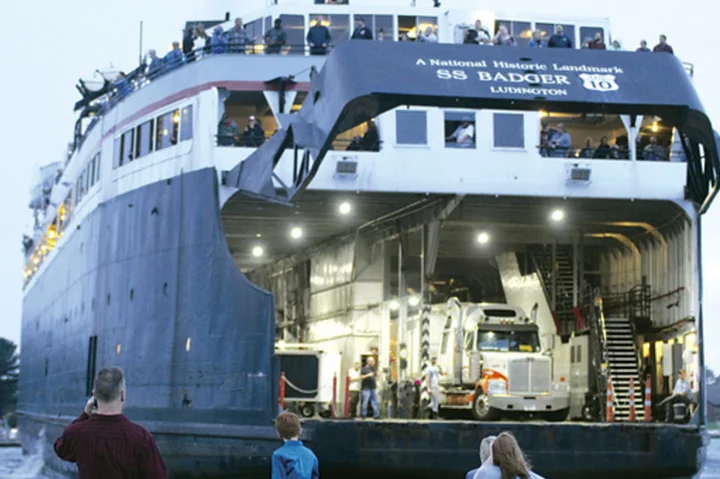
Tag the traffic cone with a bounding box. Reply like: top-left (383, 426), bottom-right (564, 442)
top-left (643, 375), bottom-right (653, 422)
top-left (606, 376), bottom-right (614, 422)
top-left (628, 377), bottom-right (636, 422)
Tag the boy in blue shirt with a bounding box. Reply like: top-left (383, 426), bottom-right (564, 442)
top-left (272, 411), bottom-right (319, 479)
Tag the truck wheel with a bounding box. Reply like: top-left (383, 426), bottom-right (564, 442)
top-left (300, 403), bottom-right (315, 418)
top-left (547, 408), bottom-right (569, 422)
top-left (471, 391), bottom-right (499, 421)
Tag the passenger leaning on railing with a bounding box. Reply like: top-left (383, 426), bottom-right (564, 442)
top-left (211, 26), bottom-right (227, 54)
top-left (307, 17), bottom-right (332, 55)
top-left (144, 50), bottom-right (164, 78)
top-left (183, 27), bottom-right (196, 62)
top-left (218, 115), bottom-right (241, 146)
top-left (265, 18), bottom-right (287, 54)
top-left (163, 41), bottom-right (185, 70)
top-left (226, 18), bottom-right (249, 54)
top-left (244, 116), bottom-right (265, 147)
top-left (195, 24), bottom-right (211, 56)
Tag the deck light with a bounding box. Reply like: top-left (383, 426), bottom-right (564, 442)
top-left (477, 232), bottom-right (490, 244)
top-left (290, 227), bottom-right (303, 239)
top-left (339, 201), bottom-right (352, 215)
top-left (389, 300), bottom-right (400, 311)
top-left (252, 246), bottom-right (264, 257)
top-left (408, 296), bottom-right (420, 307)
top-left (551, 209), bottom-right (565, 222)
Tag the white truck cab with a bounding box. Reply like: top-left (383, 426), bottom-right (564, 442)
top-left (434, 298), bottom-right (570, 421)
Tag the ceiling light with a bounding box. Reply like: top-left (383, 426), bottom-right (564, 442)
top-left (389, 300), bottom-right (400, 311)
top-left (290, 227), bottom-right (303, 239)
top-left (339, 201), bottom-right (352, 215)
top-left (252, 246), bottom-right (264, 257)
top-left (651, 122), bottom-right (659, 133)
top-left (256, 233), bottom-right (262, 238)
top-left (408, 296), bottom-right (420, 307)
top-left (550, 209), bottom-right (565, 222)
top-left (477, 232), bottom-right (490, 245)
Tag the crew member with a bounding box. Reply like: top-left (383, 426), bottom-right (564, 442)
top-left (422, 357), bottom-right (445, 419)
top-left (54, 367), bottom-right (167, 478)
top-left (348, 361), bottom-right (361, 417)
top-left (361, 357), bottom-right (380, 419)
top-left (665, 369), bottom-right (694, 422)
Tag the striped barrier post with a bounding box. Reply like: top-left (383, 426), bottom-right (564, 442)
top-left (606, 376), bottom-right (614, 422)
top-left (628, 377), bottom-right (636, 422)
top-left (343, 375), bottom-right (351, 417)
top-left (331, 373), bottom-right (338, 418)
top-left (644, 375), bottom-right (653, 422)
top-left (279, 372), bottom-right (286, 411)
top-left (419, 305), bottom-right (431, 416)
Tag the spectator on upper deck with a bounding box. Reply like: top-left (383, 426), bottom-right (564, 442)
top-left (548, 25), bottom-right (572, 48)
top-left (351, 17), bottom-right (373, 40)
top-left (265, 18), bottom-right (288, 54)
top-left (637, 40), bottom-right (651, 52)
top-left (183, 27), bottom-right (196, 62)
top-left (579, 138), bottom-right (595, 158)
top-left (211, 26), bottom-right (227, 54)
top-left (307, 17), bottom-right (332, 55)
top-left (528, 30), bottom-right (545, 47)
top-left (588, 32), bottom-right (606, 50)
top-left (145, 50), bottom-right (164, 77)
top-left (195, 24), bottom-right (211, 56)
top-left (643, 136), bottom-right (666, 161)
top-left (539, 122), bottom-right (556, 157)
top-left (361, 120), bottom-right (380, 151)
top-left (218, 115), bottom-right (241, 146)
top-left (549, 124), bottom-right (571, 157)
top-left (418, 26), bottom-right (438, 43)
top-left (113, 72), bottom-right (131, 97)
top-left (593, 136), bottom-right (612, 159)
top-left (465, 20), bottom-right (491, 45)
top-left (653, 34), bottom-right (674, 54)
top-left (227, 18), bottom-right (250, 54)
top-left (164, 41), bottom-right (185, 69)
top-left (493, 25), bottom-right (516, 47)
top-left (377, 29), bottom-right (386, 41)
top-left (244, 116), bottom-right (266, 147)
top-left (609, 40), bottom-right (623, 51)
top-left (446, 121), bottom-right (475, 146)
top-left (399, 32), bottom-right (410, 42)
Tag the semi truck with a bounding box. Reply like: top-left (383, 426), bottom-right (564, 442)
top-left (433, 298), bottom-right (570, 421)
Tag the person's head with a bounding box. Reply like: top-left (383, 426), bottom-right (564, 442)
top-left (196, 24), bottom-right (206, 36)
top-left (555, 25), bottom-right (564, 35)
top-left (498, 24), bottom-right (508, 36)
top-left (355, 16), bottom-right (365, 28)
top-left (492, 432), bottom-right (531, 479)
top-left (149, 49), bottom-right (157, 58)
top-left (172, 41), bottom-right (180, 50)
top-left (557, 123), bottom-right (566, 133)
top-left (274, 18), bottom-right (282, 29)
top-left (400, 32), bottom-right (409, 41)
top-left (585, 137), bottom-right (592, 147)
top-left (275, 411), bottom-right (301, 441)
top-left (612, 40), bottom-right (621, 49)
top-left (680, 369), bottom-right (687, 380)
top-left (93, 367), bottom-right (126, 408)
top-left (425, 26), bottom-right (434, 36)
top-left (532, 30), bottom-right (542, 41)
top-left (600, 136), bottom-right (608, 145)
top-left (594, 32), bottom-right (602, 41)
top-left (353, 361), bottom-right (361, 370)
top-left (367, 357), bottom-right (375, 367)
top-left (214, 26), bottom-right (223, 36)
top-left (474, 19), bottom-right (482, 30)
top-left (659, 34), bottom-right (667, 44)
top-left (640, 39), bottom-right (647, 48)
top-left (185, 26), bottom-right (194, 36)
top-left (248, 115), bottom-right (257, 126)
top-left (235, 17), bottom-right (243, 30)
top-left (378, 29), bottom-right (385, 40)
top-left (431, 356), bottom-right (437, 366)
top-left (480, 435), bottom-right (497, 463)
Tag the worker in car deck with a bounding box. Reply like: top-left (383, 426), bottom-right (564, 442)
top-left (665, 369), bottom-right (695, 421)
top-left (422, 357), bottom-right (445, 419)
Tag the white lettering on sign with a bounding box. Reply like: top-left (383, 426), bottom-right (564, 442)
top-left (490, 86), bottom-right (568, 96)
top-left (477, 71), bottom-right (570, 85)
top-left (436, 69), bottom-right (468, 81)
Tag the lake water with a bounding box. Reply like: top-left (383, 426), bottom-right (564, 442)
top-left (2, 439), bottom-right (720, 478)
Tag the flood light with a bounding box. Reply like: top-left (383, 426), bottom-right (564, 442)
top-left (408, 296), bottom-right (420, 307)
top-left (290, 227), bottom-right (303, 239)
top-left (389, 300), bottom-right (400, 311)
top-left (339, 201), bottom-right (352, 215)
top-left (477, 232), bottom-right (490, 244)
top-left (551, 209), bottom-right (565, 222)
top-left (252, 246), bottom-right (264, 257)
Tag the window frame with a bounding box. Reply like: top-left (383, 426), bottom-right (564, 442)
top-left (180, 105), bottom-right (193, 142)
top-left (491, 112), bottom-right (526, 150)
top-left (395, 109), bottom-right (429, 147)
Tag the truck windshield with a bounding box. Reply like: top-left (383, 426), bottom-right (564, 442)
top-left (477, 330), bottom-right (541, 352)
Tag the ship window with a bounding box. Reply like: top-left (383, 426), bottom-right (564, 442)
top-left (246, 18), bottom-right (263, 45)
top-left (265, 16), bottom-right (272, 36)
top-left (137, 120), bottom-right (154, 157)
top-left (395, 110), bottom-right (427, 146)
top-left (576, 344), bottom-right (582, 362)
top-left (493, 113), bottom-right (525, 149)
top-left (326, 14), bottom-right (350, 45)
top-left (356, 14), bottom-right (393, 42)
top-left (85, 163), bottom-right (91, 191)
top-left (536, 23), bottom-right (576, 48)
top-left (570, 345), bottom-right (575, 364)
top-left (156, 110), bottom-right (179, 150)
top-left (280, 14), bottom-right (305, 54)
top-left (579, 27), bottom-right (604, 48)
top-left (95, 153), bottom-right (101, 183)
top-left (445, 111), bottom-right (476, 149)
top-left (495, 20), bottom-right (531, 47)
top-left (180, 105), bottom-right (193, 142)
top-left (121, 129), bottom-right (134, 164)
top-left (113, 137), bottom-right (122, 169)
top-left (89, 158), bottom-right (96, 187)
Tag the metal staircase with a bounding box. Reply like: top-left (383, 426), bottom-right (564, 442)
top-left (529, 245), bottom-right (577, 337)
top-left (604, 317), bottom-right (644, 421)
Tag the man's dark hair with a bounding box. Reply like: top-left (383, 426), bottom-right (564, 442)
top-left (93, 367), bottom-right (125, 403)
top-left (276, 411), bottom-right (301, 439)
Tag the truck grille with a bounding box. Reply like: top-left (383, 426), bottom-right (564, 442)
top-left (508, 358), bottom-right (550, 394)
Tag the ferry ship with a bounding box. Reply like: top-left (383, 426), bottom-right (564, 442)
top-left (17, 0), bottom-right (716, 477)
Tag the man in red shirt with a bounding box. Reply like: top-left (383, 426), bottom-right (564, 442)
top-left (54, 367), bottom-right (168, 478)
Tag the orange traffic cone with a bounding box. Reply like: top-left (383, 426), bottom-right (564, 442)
top-left (643, 375), bottom-right (653, 422)
top-left (606, 376), bottom-right (614, 422)
top-left (628, 377), bottom-right (636, 422)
